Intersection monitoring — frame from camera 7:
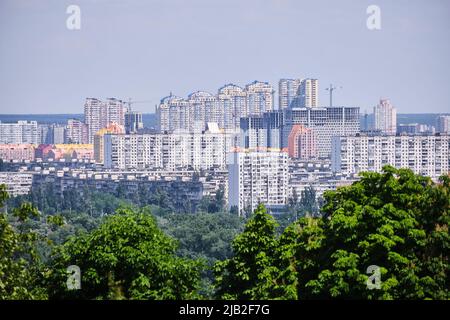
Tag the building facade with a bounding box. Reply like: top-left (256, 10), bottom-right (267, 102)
top-left (0, 144), bottom-right (35, 162)
top-left (84, 98), bottom-right (125, 143)
top-left (279, 78), bottom-right (302, 109)
top-left (240, 111), bottom-right (283, 149)
top-left (228, 150), bottom-right (289, 216)
top-left (436, 115), bottom-right (450, 133)
top-left (374, 99), bottom-right (397, 135)
top-left (295, 78), bottom-right (319, 108)
top-left (283, 106), bottom-right (360, 158)
top-left (331, 133), bottom-right (450, 180)
top-left (288, 124), bottom-right (317, 160)
top-left (125, 111), bottom-right (144, 134)
top-left (0, 121), bottom-right (38, 144)
top-left (0, 172), bottom-right (33, 196)
top-left (66, 119), bottom-right (89, 144)
top-left (218, 84), bottom-right (247, 129)
top-left (104, 125), bottom-right (236, 170)
top-left (245, 81), bottom-right (274, 116)
top-left (93, 123), bottom-right (125, 164)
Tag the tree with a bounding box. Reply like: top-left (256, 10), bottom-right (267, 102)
top-left (215, 166), bottom-right (449, 300)
top-left (214, 204), bottom-right (281, 299)
top-left (47, 206), bottom-right (203, 300)
top-left (279, 166), bottom-right (449, 299)
top-left (0, 184), bottom-right (47, 299)
top-left (299, 186), bottom-right (319, 217)
top-left (214, 186), bottom-right (226, 213)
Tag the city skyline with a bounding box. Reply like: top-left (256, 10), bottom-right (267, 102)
top-left (1, 0), bottom-right (450, 114)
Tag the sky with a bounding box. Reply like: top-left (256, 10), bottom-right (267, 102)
top-left (0, 0), bottom-right (449, 114)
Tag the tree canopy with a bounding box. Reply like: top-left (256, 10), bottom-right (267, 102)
top-left (47, 206), bottom-right (203, 300)
top-left (215, 166), bottom-right (449, 299)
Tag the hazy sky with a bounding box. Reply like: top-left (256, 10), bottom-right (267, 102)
top-left (0, 0), bottom-right (449, 114)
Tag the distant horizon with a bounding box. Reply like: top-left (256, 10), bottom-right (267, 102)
top-left (1, 112), bottom-right (450, 116)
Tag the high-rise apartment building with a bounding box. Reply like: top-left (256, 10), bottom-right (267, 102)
top-left (157, 82), bottom-right (277, 133)
top-left (279, 78), bottom-right (302, 109)
top-left (228, 150), bottom-right (289, 216)
top-left (93, 123), bottom-right (125, 164)
top-left (245, 81), bottom-right (274, 116)
top-left (287, 124), bottom-right (317, 160)
top-left (283, 106), bottom-right (360, 158)
top-left (84, 98), bottom-right (125, 143)
top-left (296, 79), bottom-right (319, 108)
top-left (104, 123), bottom-right (236, 170)
top-left (156, 94), bottom-right (190, 133)
top-left (331, 133), bottom-right (450, 180)
top-left (125, 111), bottom-right (144, 134)
top-left (218, 84), bottom-right (247, 129)
top-left (436, 115), bottom-right (450, 133)
top-left (188, 91), bottom-right (219, 131)
top-left (66, 119), bottom-right (89, 144)
top-left (240, 111), bottom-right (283, 150)
top-left (52, 125), bottom-right (65, 144)
top-left (0, 121), bottom-right (38, 144)
top-left (37, 124), bottom-right (52, 144)
top-left (374, 99), bottom-right (397, 135)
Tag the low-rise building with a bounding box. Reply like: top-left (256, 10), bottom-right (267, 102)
top-left (0, 144), bottom-right (35, 162)
top-left (0, 172), bottom-right (33, 196)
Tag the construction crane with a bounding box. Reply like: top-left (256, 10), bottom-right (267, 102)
top-left (123, 98), bottom-right (153, 112)
top-left (325, 84), bottom-right (343, 107)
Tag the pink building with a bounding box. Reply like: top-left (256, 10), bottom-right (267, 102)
top-left (0, 144), bottom-right (35, 162)
top-left (35, 144), bottom-right (94, 161)
top-left (288, 125), bottom-right (317, 160)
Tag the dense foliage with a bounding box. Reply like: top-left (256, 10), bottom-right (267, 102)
top-left (47, 206), bottom-right (203, 300)
top-left (0, 185), bottom-right (47, 299)
top-left (1, 166), bottom-right (448, 300)
top-left (215, 166), bottom-right (449, 299)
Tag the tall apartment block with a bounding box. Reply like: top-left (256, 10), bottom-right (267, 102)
top-left (52, 125), bottom-right (65, 144)
top-left (156, 94), bottom-right (190, 133)
top-left (287, 124), bottom-right (317, 160)
top-left (38, 124), bottom-right (52, 144)
top-left (157, 81), bottom-right (276, 133)
top-left (228, 150), bottom-right (289, 216)
top-left (0, 121), bottom-right (38, 144)
top-left (436, 115), bottom-right (450, 133)
top-left (279, 78), bottom-right (302, 109)
top-left (374, 99), bottom-right (397, 135)
top-left (245, 81), bottom-right (274, 116)
top-left (295, 78), bottom-right (319, 108)
top-left (104, 123), bottom-right (237, 170)
top-left (66, 119), bottom-right (89, 144)
top-left (331, 133), bottom-right (450, 180)
top-left (93, 123), bottom-right (125, 164)
top-left (84, 98), bottom-right (125, 143)
top-left (188, 91), bottom-right (220, 131)
top-left (125, 111), bottom-right (144, 134)
top-left (218, 84), bottom-right (247, 129)
top-left (282, 106), bottom-right (360, 158)
top-left (240, 111), bottom-right (283, 150)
